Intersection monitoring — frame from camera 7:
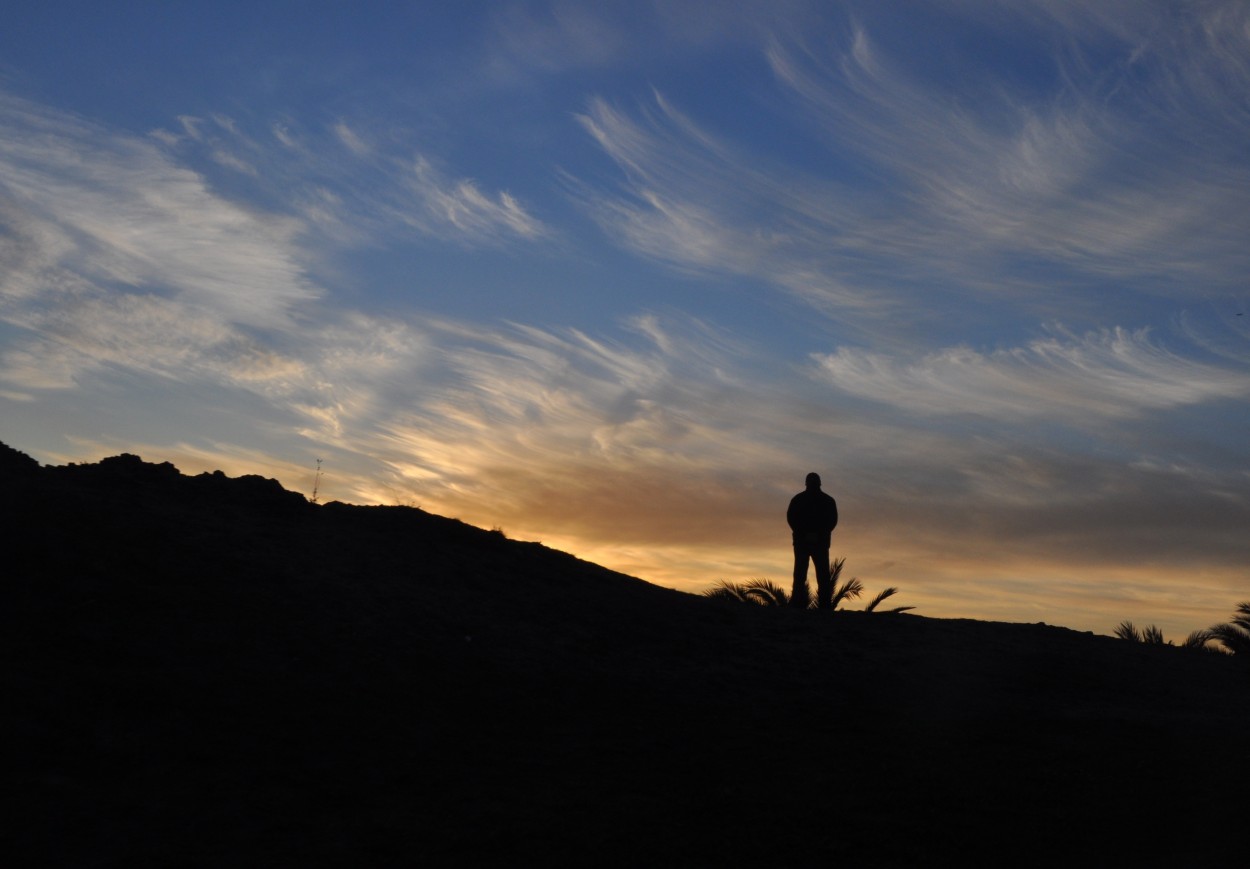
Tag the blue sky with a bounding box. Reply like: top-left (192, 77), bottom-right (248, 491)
top-left (3, 1), bottom-right (1248, 637)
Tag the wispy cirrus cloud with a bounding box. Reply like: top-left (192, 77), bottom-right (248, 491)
top-left (569, 2), bottom-right (1250, 339)
top-left (479, 0), bottom-right (809, 81)
top-left (0, 292), bottom-right (294, 391)
top-left (811, 326), bottom-right (1250, 423)
top-left (151, 112), bottom-right (551, 249)
top-left (403, 153), bottom-right (549, 244)
top-left (0, 94), bottom-right (318, 328)
top-left (572, 93), bottom-right (895, 318)
top-left (485, 1), bottom-right (634, 76)
top-left (364, 313), bottom-right (799, 537)
top-left (763, 6), bottom-right (1250, 293)
top-left (0, 90), bottom-right (549, 411)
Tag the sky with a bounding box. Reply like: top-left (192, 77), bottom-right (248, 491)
top-left (2, 1), bottom-right (1247, 639)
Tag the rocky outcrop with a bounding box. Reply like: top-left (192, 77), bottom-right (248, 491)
top-left (0, 443), bottom-right (310, 513)
top-left (0, 440), bottom-right (40, 478)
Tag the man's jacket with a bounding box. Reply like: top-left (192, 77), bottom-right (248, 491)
top-left (787, 488), bottom-right (839, 547)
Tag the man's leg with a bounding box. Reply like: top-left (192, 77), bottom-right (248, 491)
top-left (790, 545), bottom-right (811, 608)
top-left (814, 549), bottom-right (832, 609)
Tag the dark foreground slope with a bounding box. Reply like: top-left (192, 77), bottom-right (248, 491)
top-left (3, 442), bottom-right (1247, 867)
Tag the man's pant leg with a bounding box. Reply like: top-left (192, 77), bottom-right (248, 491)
top-left (791, 544), bottom-right (811, 608)
top-left (813, 549), bottom-right (832, 609)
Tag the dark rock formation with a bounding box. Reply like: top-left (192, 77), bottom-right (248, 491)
top-left (0, 439), bottom-right (40, 477)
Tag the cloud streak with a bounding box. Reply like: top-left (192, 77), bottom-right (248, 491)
top-left (568, 3), bottom-right (1250, 344)
top-left (151, 112), bottom-right (552, 250)
top-left (404, 154), bottom-right (549, 244)
top-left (812, 326), bottom-right (1250, 424)
top-left (765, 5), bottom-right (1250, 292)
top-left (0, 95), bottom-right (318, 329)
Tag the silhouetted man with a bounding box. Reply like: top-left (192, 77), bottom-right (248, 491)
top-left (787, 472), bottom-right (839, 609)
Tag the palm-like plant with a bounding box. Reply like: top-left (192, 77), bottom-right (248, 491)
top-left (1114, 621), bottom-right (1166, 643)
top-left (703, 558), bottom-right (914, 613)
top-left (827, 559), bottom-right (915, 612)
top-left (827, 557), bottom-right (862, 609)
top-left (863, 586), bottom-right (916, 614)
top-left (1180, 629), bottom-right (1217, 651)
top-left (740, 578), bottom-right (792, 607)
top-left (1113, 621), bottom-right (1218, 651)
top-left (1208, 601), bottom-right (1250, 658)
top-left (703, 578), bottom-right (791, 607)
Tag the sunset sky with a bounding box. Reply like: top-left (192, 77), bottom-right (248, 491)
top-left (2, 1), bottom-right (1247, 639)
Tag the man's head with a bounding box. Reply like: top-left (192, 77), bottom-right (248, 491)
top-left (805, 472), bottom-right (821, 489)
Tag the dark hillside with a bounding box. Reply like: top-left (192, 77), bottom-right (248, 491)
top-left (3, 442), bottom-right (1247, 866)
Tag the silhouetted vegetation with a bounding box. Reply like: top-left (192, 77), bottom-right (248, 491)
top-left (1112, 605), bottom-right (1249, 655)
top-left (1123, 622), bottom-right (1213, 649)
top-left (703, 577), bottom-right (791, 605)
top-left (828, 556), bottom-right (865, 609)
top-left (1208, 602), bottom-right (1250, 658)
top-left (704, 557), bottom-right (913, 613)
top-left (863, 585), bottom-right (913, 613)
top-left (1114, 621), bottom-right (1167, 644)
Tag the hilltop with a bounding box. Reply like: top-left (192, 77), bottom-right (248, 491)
top-left (3, 441), bottom-right (1246, 866)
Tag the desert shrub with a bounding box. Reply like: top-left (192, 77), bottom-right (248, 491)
top-left (1114, 621), bottom-right (1168, 644)
top-left (1208, 602), bottom-right (1250, 658)
top-left (703, 558), bottom-right (914, 613)
top-left (703, 578), bottom-right (790, 606)
top-left (1113, 621), bottom-right (1220, 652)
top-left (863, 586), bottom-right (915, 614)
